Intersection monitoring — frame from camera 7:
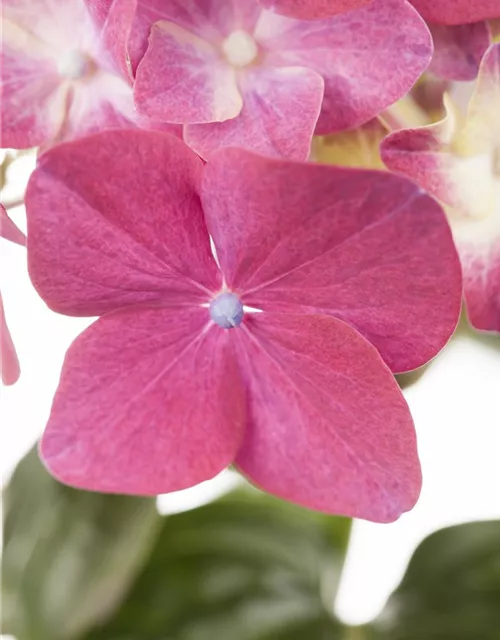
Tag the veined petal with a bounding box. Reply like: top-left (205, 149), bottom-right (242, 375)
top-left (0, 293), bottom-right (20, 386)
top-left (428, 21), bottom-right (491, 81)
top-left (185, 66), bottom-right (324, 159)
top-left (40, 306), bottom-right (245, 494)
top-left (134, 21), bottom-right (242, 123)
top-left (235, 313), bottom-right (421, 522)
top-left (125, 0), bottom-right (261, 74)
top-left (202, 148), bottom-right (461, 373)
top-left (26, 130), bottom-right (220, 316)
top-left (410, 0), bottom-right (500, 26)
top-left (258, 0), bottom-right (371, 20)
top-left (255, 0), bottom-right (433, 132)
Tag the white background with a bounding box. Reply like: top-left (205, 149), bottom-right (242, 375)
top-left (1, 154), bottom-right (500, 626)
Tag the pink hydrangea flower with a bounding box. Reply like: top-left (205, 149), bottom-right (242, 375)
top-left (26, 130), bottom-right (461, 521)
top-left (0, 0), bottom-right (178, 149)
top-left (410, 0), bottom-right (500, 25)
top-left (0, 205), bottom-right (26, 385)
top-left (125, 0), bottom-right (433, 159)
top-left (382, 44), bottom-right (500, 333)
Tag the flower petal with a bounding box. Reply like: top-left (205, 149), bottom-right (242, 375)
top-left (26, 130), bottom-right (221, 316)
top-left (134, 21), bottom-right (242, 123)
top-left (185, 66), bottom-right (324, 159)
top-left (428, 21), bottom-right (491, 81)
top-left (1, 205), bottom-right (26, 246)
top-left (255, 0), bottom-right (433, 132)
top-left (40, 306), bottom-right (245, 494)
top-left (258, 0), bottom-right (371, 20)
top-left (126, 0), bottom-right (261, 74)
top-left (410, 0), bottom-right (500, 25)
top-left (1, 293), bottom-right (20, 386)
top-left (202, 148), bottom-right (461, 373)
top-left (234, 313), bottom-right (421, 522)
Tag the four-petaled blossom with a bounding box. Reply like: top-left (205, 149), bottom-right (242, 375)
top-left (382, 44), bottom-right (500, 333)
top-left (126, 0), bottom-right (432, 159)
top-left (1, 205), bottom-right (26, 385)
top-left (26, 130), bottom-right (461, 521)
top-left (0, 0), bottom-right (178, 150)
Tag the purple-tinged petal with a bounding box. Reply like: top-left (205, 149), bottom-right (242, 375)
top-left (410, 0), bottom-right (500, 26)
top-left (26, 130), bottom-right (220, 317)
top-left (1, 205), bottom-right (26, 246)
top-left (235, 313), bottom-right (421, 522)
top-left (0, 293), bottom-right (20, 386)
top-left (256, 0), bottom-right (433, 133)
top-left (258, 0), bottom-right (371, 20)
top-left (125, 0), bottom-right (261, 74)
top-left (40, 306), bottom-right (245, 494)
top-left (428, 21), bottom-right (491, 81)
top-left (134, 21), bottom-right (242, 123)
top-left (202, 148), bottom-right (461, 373)
top-left (186, 66), bottom-right (324, 159)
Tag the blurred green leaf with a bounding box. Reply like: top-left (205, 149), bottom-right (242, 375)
top-left (2, 446), bottom-right (161, 640)
top-left (84, 487), bottom-right (351, 640)
top-left (373, 521), bottom-right (500, 640)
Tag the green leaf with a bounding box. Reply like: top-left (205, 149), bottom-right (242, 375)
top-left (2, 446), bottom-right (160, 640)
top-left (84, 487), bottom-right (351, 640)
top-left (373, 520), bottom-right (500, 640)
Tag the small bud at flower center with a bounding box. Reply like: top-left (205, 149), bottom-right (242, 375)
top-left (210, 292), bottom-right (244, 329)
top-left (58, 50), bottom-right (96, 80)
top-left (222, 30), bottom-right (258, 68)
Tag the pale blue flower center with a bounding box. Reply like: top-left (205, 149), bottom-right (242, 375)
top-left (209, 292), bottom-right (244, 329)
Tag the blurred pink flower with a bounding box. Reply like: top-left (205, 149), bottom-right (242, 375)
top-left (123, 0), bottom-right (432, 159)
top-left (382, 44), bottom-right (500, 333)
top-left (26, 130), bottom-right (461, 521)
top-left (0, 205), bottom-right (26, 385)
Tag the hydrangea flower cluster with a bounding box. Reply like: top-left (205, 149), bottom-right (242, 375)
top-left (1, 0), bottom-right (498, 522)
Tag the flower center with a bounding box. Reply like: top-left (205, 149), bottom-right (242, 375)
top-left (57, 50), bottom-right (96, 80)
top-left (209, 292), bottom-right (244, 329)
top-left (222, 30), bottom-right (258, 68)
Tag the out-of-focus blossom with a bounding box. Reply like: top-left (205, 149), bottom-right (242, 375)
top-left (428, 21), bottom-right (491, 81)
top-left (410, 0), bottom-right (500, 25)
top-left (382, 44), bottom-right (500, 333)
top-left (256, 0), bottom-right (371, 19)
top-left (26, 130), bottom-right (461, 520)
top-left (1, 0), bottom-right (138, 149)
top-left (124, 0), bottom-right (432, 159)
top-left (0, 205), bottom-right (25, 385)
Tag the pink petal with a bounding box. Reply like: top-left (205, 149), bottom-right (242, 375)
top-left (256, 0), bottom-right (433, 133)
top-left (26, 130), bottom-right (221, 316)
top-left (202, 148), bottom-right (462, 373)
top-left (235, 313), bottom-right (421, 522)
top-left (428, 21), bottom-right (491, 81)
top-left (185, 66), bottom-right (324, 160)
top-left (410, 0), bottom-right (500, 25)
top-left (126, 0), bottom-right (261, 74)
top-left (40, 306), bottom-right (245, 494)
top-left (1, 293), bottom-right (21, 386)
top-left (99, 0), bottom-right (138, 81)
top-left (460, 238), bottom-right (500, 332)
top-left (258, 0), bottom-right (371, 20)
top-left (134, 21), bottom-right (242, 123)
top-left (1, 205), bottom-right (26, 246)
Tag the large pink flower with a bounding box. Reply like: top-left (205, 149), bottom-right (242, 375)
top-left (382, 44), bottom-right (500, 333)
top-left (1, 205), bottom-right (26, 386)
top-left (26, 131), bottom-right (461, 521)
top-left (0, 0), bottom-right (138, 149)
top-left (126, 0), bottom-right (432, 159)
top-left (410, 0), bottom-right (500, 25)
